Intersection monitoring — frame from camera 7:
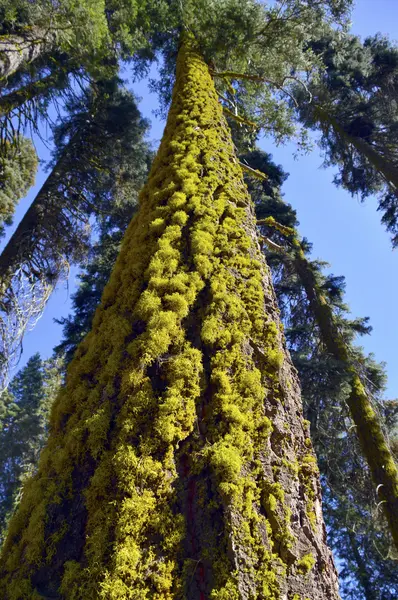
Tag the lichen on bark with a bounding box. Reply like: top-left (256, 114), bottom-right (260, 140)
top-left (0, 36), bottom-right (340, 600)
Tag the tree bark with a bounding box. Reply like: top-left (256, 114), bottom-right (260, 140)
top-left (0, 36), bottom-right (340, 599)
top-left (0, 28), bottom-right (56, 83)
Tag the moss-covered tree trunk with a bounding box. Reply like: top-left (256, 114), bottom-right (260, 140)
top-left (0, 37), bottom-right (340, 600)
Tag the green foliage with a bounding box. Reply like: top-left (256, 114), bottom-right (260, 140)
top-left (104, 0), bottom-right (177, 62)
top-left (53, 88), bottom-right (153, 362)
top-left (0, 136), bottom-right (37, 236)
top-left (150, 0), bottom-right (352, 146)
top-left (0, 78), bottom-right (151, 294)
top-left (50, 78), bottom-right (151, 219)
top-left (0, 354), bottom-right (62, 547)
top-left (297, 32), bottom-right (398, 246)
top-left (0, 0), bottom-right (110, 64)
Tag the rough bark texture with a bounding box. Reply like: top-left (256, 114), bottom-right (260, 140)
top-left (0, 28), bottom-right (56, 82)
top-left (0, 38), bottom-right (340, 599)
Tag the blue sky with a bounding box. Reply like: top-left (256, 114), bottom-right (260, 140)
top-left (4, 0), bottom-right (398, 399)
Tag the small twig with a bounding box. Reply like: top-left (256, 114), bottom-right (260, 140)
top-left (239, 161), bottom-right (267, 180)
top-left (260, 236), bottom-right (286, 253)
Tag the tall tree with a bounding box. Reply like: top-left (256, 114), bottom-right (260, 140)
top-left (0, 37), bottom-right (340, 599)
top-left (0, 353), bottom-right (62, 547)
top-left (8, 148), bottom-right (397, 599)
top-left (0, 80), bottom-right (150, 389)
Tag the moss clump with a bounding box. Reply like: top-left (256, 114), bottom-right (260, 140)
top-left (261, 481), bottom-right (295, 559)
top-left (210, 578), bottom-right (240, 599)
top-left (298, 453), bottom-right (319, 532)
top-left (297, 553), bottom-right (315, 575)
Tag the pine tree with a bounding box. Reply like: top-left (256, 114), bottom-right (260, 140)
top-left (54, 161), bottom-right (152, 363)
top-left (0, 36), bottom-right (340, 599)
top-left (0, 80), bottom-right (150, 388)
top-left (0, 353), bottom-right (62, 547)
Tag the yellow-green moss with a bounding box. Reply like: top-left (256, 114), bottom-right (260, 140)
top-left (298, 454), bottom-right (319, 532)
top-left (297, 554), bottom-right (315, 575)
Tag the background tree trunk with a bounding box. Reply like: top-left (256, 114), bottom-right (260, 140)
top-left (0, 37), bottom-right (340, 599)
top-left (0, 128), bottom-right (88, 306)
top-left (0, 28), bottom-right (56, 83)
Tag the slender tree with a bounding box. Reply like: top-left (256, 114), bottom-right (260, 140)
top-left (0, 80), bottom-right (150, 389)
top-left (0, 36), bottom-right (340, 599)
top-left (0, 80), bottom-right (150, 292)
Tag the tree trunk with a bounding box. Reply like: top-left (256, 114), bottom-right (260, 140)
top-left (346, 530), bottom-right (375, 600)
top-left (0, 36), bottom-right (340, 599)
top-left (0, 28), bottom-right (56, 83)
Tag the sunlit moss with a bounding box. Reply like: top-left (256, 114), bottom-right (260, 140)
top-left (297, 553), bottom-right (315, 575)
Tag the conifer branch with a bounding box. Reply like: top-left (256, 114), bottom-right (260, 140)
top-left (222, 105), bottom-right (258, 129)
